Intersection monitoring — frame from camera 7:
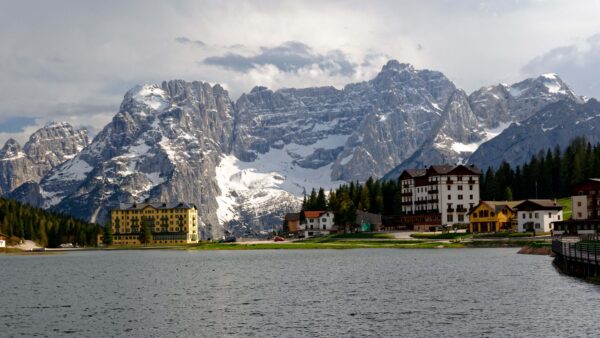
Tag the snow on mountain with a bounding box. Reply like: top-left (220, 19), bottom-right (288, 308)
top-left (3, 61), bottom-right (593, 236)
top-left (469, 98), bottom-right (600, 169)
top-left (0, 123), bottom-right (89, 195)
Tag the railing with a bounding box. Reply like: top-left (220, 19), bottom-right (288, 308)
top-left (428, 190), bottom-right (439, 194)
top-left (553, 235), bottom-right (600, 265)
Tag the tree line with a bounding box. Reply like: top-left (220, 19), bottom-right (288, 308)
top-left (301, 137), bottom-right (597, 224)
top-left (481, 137), bottom-right (599, 200)
top-left (0, 198), bottom-right (99, 247)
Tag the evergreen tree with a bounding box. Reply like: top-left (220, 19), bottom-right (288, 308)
top-left (504, 187), bottom-right (513, 201)
top-left (140, 223), bottom-right (152, 244)
top-left (316, 188), bottom-right (327, 210)
top-left (103, 223), bottom-right (114, 245)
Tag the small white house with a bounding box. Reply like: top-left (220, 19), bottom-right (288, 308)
top-left (0, 239), bottom-right (5, 248)
top-left (301, 211), bottom-right (335, 237)
top-left (514, 199), bottom-right (563, 233)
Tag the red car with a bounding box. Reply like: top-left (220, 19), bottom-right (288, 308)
top-left (273, 236), bottom-right (285, 242)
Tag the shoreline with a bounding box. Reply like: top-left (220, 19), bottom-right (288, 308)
top-left (2, 237), bottom-right (553, 254)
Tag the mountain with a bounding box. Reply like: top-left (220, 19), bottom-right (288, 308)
top-left (469, 98), bottom-right (600, 169)
top-left (383, 73), bottom-right (583, 179)
top-left (3, 61), bottom-right (594, 236)
top-left (0, 122), bottom-right (88, 194)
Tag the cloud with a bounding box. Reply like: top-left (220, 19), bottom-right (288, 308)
top-left (203, 41), bottom-right (357, 76)
top-left (175, 36), bottom-right (206, 47)
top-left (522, 34), bottom-right (600, 98)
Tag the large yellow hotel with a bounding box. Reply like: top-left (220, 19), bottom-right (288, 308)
top-left (109, 202), bottom-right (199, 245)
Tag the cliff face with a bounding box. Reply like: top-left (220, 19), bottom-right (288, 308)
top-left (3, 62), bottom-right (593, 236)
top-left (0, 122), bottom-right (88, 194)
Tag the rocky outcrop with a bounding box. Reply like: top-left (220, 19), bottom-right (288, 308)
top-left (469, 99), bottom-right (600, 169)
top-left (0, 123), bottom-right (88, 194)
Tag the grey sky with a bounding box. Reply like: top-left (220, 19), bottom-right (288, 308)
top-left (1, 0), bottom-right (600, 145)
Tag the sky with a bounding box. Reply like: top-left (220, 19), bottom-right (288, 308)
top-left (1, 0), bottom-right (600, 145)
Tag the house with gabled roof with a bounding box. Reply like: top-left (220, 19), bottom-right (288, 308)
top-left (300, 211), bottom-right (335, 237)
top-left (468, 200), bottom-right (521, 233)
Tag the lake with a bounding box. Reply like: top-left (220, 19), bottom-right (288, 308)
top-left (1, 248), bottom-right (600, 337)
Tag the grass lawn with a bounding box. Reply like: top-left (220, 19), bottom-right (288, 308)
top-left (188, 240), bottom-right (465, 250)
top-left (410, 232), bottom-right (471, 240)
top-left (473, 232), bottom-right (550, 238)
top-left (557, 197), bottom-right (572, 220)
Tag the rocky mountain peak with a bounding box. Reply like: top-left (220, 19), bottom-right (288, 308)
top-left (380, 59), bottom-right (414, 73)
top-left (24, 121), bottom-right (89, 166)
top-left (1, 138), bottom-right (22, 159)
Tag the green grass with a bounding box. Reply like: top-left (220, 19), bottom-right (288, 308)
top-left (557, 197), bottom-right (572, 220)
top-left (188, 240), bottom-right (466, 250)
top-left (328, 233), bottom-right (395, 239)
top-left (464, 240), bottom-right (549, 248)
top-left (410, 232), bottom-right (471, 240)
top-left (473, 232), bottom-right (549, 238)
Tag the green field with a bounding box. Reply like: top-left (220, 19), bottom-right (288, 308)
top-left (557, 197), bottom-right (572, 220)
top-left (410, 232), bottom-right (471, 240)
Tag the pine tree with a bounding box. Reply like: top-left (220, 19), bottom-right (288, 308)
top-left (316, 188), bottom-right (327, 210)
top-left (103, 223), bottom-right (114, 245)
top-left (504, 187), bottom-right (513, 201)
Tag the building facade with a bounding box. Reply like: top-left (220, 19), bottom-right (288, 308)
top-left (399, 164), bottom-right (481, 231)
top-left (109, 202), bottom-right (199, 245)
top-left (468, 201), bottom-right (519, 233)
top-left (284, 213), bottom-right (301, 233)
top-left (301, 211), bottom-right (335, 237)
top-left (514, 200), bottom-right (563, 233)
top-left (554, 179), bottom-right (600, 235)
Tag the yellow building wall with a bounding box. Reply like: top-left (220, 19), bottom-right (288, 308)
top-left (469, 204), bottom-right (517, 233)
top-left (109, 205), bottom-right (199, 245)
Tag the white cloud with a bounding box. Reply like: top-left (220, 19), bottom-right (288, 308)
top-left (1, 0), bottom-right (600, 145)
top-left (522, 34), bottom-right (600, 98)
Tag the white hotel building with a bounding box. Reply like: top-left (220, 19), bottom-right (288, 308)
top-left (399, 165), bottom-right (481, 231)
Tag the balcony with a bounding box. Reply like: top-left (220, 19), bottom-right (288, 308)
top-left (447, 208), bottom-right (455, 212)
top-left (468, 179), bottom-right (476, 184)
top-left (428, 189), bottom-right (439, 194)
top-left (457, 207), bottom-right (467, 213)
top-left (401, 192), bottom-right (412, 197)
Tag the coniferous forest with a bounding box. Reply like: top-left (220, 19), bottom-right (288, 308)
top-left (302, 137), bottom-right (598, 222)
top-left (0, 198), bottom-right (99, 247)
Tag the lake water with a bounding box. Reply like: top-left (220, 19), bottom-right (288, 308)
top-left (1, 248), bottom-right (600, 337)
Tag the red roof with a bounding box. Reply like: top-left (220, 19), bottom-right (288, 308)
top-left (304, 211), bottom-right (325, 219)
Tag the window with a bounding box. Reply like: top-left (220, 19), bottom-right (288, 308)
top-left (534, 213), bottom-right (539, 218)
top-left (323, 225), bottom-right (326, 230)
top-left (469, 185), bottom-right (473, 190)
top-left (535, 223), bottom-right (540, 229)
top-left (578, 212), bottom-right (582, 218)
top-left (469, 194), bottom-right (473, 200)
top-left (578, 202), bottom-right (582, 207)
top-left (458, 195), bottom-right (463, 200)
top-left (458, 185), bottom-right (463, 191)
top-left (522, 213), bottom-right (525, 219)
top-left (447, 185), bottom-right (451, 190)
top-left (529, 213), bottom-right (532, 219)
top-left (458, 214), bottom-right (464, 222)
top-left (309, 219), bottom-right (314, 223)
top-left (448, 194), bottom-right (451, 200)
top-left (447, 215), bottom-right (453, 222)
top-left (558, 215), bottom-right (561, 220)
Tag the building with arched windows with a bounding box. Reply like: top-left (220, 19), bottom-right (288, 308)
top-left (108, 202), bottom-right (199, 245)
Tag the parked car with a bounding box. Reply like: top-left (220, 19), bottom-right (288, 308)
top-left (219, 236), bottom-right (237, 243)
top-left (273, 236), bottom-right (285, 242)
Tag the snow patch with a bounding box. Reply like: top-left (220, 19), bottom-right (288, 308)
top-left (132, 84), bottom-right (169, 111)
